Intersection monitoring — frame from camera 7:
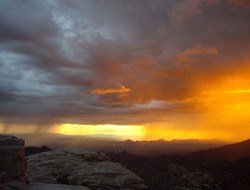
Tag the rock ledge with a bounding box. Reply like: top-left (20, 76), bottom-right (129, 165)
top-left (27, 149), bottom-right (147, 190)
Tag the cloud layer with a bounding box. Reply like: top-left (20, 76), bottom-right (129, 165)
top-left (0, 0), bottom-right (250, 139)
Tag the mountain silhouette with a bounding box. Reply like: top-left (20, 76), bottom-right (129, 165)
top-left (188, 139), bottom-right (250, 161)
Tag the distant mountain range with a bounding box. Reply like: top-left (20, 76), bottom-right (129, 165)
top-left (12, 132), bottom-right (228, 156)
top-left (188, 138), bottom-right (250, 161)
top-left (107, 139), bottom-right (250, 190)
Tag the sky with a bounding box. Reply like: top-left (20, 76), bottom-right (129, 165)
top-left (0, 0), bottom-right (250, 141)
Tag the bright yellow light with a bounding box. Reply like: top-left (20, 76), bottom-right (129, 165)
top-left (143, 73), bottom-right (250, 142)
top-left (144, 126), bottom-right (233, 141)
top-left (192, 76), bottom-right (250, 141)
top-left (224, 89), bottom-right (250, 94)
top-left (58, 124), bottom-right (145, 140)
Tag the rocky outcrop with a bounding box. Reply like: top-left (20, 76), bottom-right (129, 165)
top-left (27, 149), bottom-right (147, 190)
top-left (0, 181), bottom-right (28, 190)
top-left (29, 182), bottom-right (90, 190)
top-left (0, 135), bottom-right (28, 190)
top-left (25, 146), bottom-right (52, 156)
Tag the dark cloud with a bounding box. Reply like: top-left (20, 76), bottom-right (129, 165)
top-left (230, 0), bottom-right (250, 9)
top-left (0, 0), bottom-right (56, 42)
top-left (0, 0), bottom-right (250, 129)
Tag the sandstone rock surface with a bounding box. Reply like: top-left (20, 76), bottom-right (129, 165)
top-left (27, 149), bottom-right (147, 190)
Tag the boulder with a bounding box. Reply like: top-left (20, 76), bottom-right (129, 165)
top-left (27, 149), bottom-right (147, 190)
top-left (0, 135), bottom-right (28, 190)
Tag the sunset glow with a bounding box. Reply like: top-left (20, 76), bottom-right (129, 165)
top-left (0, 0), bottom-right (250, 142)
top-left (91, 85), bottom-right (131, 95)
top-left (58, 124), bottom-right (145, 140)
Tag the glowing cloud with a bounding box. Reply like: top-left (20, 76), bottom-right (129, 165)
top-left (223, 89), bottom-right (250, 94)
top-left (135, 100), bottom-right (177, 110)
top-left (91, 85), bottom-right (131, 95)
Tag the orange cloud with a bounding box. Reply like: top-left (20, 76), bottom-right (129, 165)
top-left (176, 44), bottom-right (218, 64)
top-left (91, 85), bottom-right (131, 95)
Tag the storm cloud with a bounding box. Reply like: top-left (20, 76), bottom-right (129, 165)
top-left (0, 0), bottom-right (250, 131)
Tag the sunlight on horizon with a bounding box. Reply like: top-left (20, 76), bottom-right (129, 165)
top-left (57, 124), bottom-right (145, 140)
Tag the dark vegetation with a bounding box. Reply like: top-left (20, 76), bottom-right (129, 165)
top-left (107, 151), bottom-right (250, 190)
top-left (107, 139), bottom-right (250, 190)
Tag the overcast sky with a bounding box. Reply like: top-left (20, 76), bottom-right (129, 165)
top-left (0, 0), bottom-right (250, 140)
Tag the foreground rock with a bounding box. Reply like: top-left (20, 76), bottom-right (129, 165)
top-left (29, 182), bottom-right (90, 190)
top-left (27, 149), bottom-right (147, 190)
top-left (0, 181), bottom-right (28, 190)
top-left (0, 135), bottom-right (28, 190)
